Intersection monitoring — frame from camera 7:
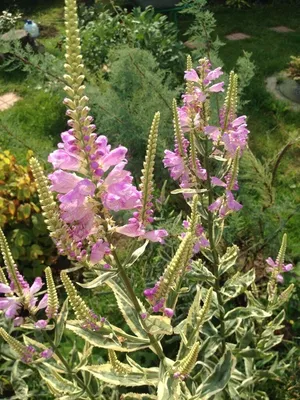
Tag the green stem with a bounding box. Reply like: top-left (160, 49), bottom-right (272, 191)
top-left (112, 250), bottom-right (166, 362)
top-left (43, 331), bottom-right (96, 400)
top-left (203, 140), bottom-right (226, 355)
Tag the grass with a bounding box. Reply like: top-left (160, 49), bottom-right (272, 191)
top-left (203, 4), bottom-right (300, 259)
top-left (0, 0), bottom-right (65, 162)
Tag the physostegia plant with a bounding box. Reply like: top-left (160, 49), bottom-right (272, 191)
top-left (0, 0), bottom-right (295, 399)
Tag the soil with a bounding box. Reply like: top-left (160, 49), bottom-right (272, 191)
top-left (39, 24), bottom-right (59, 38)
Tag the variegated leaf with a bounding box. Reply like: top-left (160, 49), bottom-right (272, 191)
top-left (106, 279), bottom-right (147, 338)
top-left (82, 364), bottom-right (159, 387)
top-left (66, 320), bottom-right (149, 352)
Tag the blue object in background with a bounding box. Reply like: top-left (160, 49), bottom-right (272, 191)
top-left (24, 20), bottom-right (39, 38)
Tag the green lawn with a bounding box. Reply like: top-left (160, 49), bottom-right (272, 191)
top-left (211, 4), bottom-right (300, 258)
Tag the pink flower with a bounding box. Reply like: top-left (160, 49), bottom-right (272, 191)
top-left (40, 348), bottom-right (54, 359)
top-left (204, 126), bottom-right (221, 142)
top-left (59, 179), bottom-right (96, 223)
top-left (266, 257), bottom-right (293, 283)
top-left (143, 229), bottom-right (168, 244)
top-left (209, 82), bottom-right (224, 93)
top-left (206, 67), bottom-right (223, 82)
top-left (90, 240), bottom-right (111, 265)
top-left (101, 146), bottom-right (127, 171)
top-left (116, 220), bottom-right (146, 237)
top-left (48, 149), bottom-right (80, 171)
top-left (35, 320), bottom-right (48, 329)
top-left (163, 150), bottom-right (186, 181)
top-left (184, 69), bottom-right (199, 82)
top-left (49, 170), bottom-right (83, 193)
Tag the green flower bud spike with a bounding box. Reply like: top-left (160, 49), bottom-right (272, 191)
top-left (0, 266), bottom-right (8, 285)
top-left (186, 55), bottom-right (194, 94)
top-left (228, 147), bottom-right (240, 191)
top-left (0, 328), bottom-right (34, 363)
top-left (173, 99), bottom-right (186, 159)
top-left (108, 350), bottom-right (131, 374)
top-left (30, 158), bottom-right (82, 260)
top-left (175, 342), bottom-right (200, 378)
top-left (45, 267), bottom-right (59, 319)
top-left (0, 228), bottom-right (22, 296)
top-left (276, 233), bottom-right (287, 266)
top-left (61, 271), bottom-right (98, 330)
top-left (223, 71), bottom-right (238, 132)
top-left (139, 112), bottom-right (160, 225)
top-left (155, 232), bottom-right (194, 302)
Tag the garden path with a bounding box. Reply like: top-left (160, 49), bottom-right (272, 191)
top-left (0, 93), bottom-right (21, 111)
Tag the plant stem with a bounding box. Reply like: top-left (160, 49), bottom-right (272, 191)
top-left (203, 139), bottom-right (226, 355)
top-left (43, 330), bottom-right (96, 400)
top-left (112, 250), bottom-right (166, 362)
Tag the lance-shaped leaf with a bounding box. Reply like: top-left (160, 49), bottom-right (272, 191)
top-left (195, 350), bottom-right (235, 399)
top-left (106, 279), bottom-right (147, 338)
top-left (126, 240), bottom-right (149, 267)
top-left (224, 307), bottom-right (272, 320)
top-left (221, 269), bottom-right (255, 302)
top-left (176, 287), bottom-right (213, 359)
top-left (121, 393), bottom-right (157, 400)
top-left (54, 299), bottom-right (69, 347)
top-left (270, 283), bottom-right (294, 310)
top-left (38, 364), bottom-right (81, 396)
top-left (66, 320), bottom-right (149, 352)
top-left (157, 375), bottom-right (181, 400)
top-left (78, 271), bottom-right (117, 289)
top-left (145, 315), bottom-right (173, 335)
top-left (82, 364), bottom-right (159, 387)
top-left (218, 245), bottom-right (239, 276)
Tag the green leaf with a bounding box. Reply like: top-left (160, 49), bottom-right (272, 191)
top-left (225, 307), bottom-right (271, 320)
top-left (261, 309), bottom-right (285, 338)
top-left (82, 364), bottom-right (159, 387)
top-left (221, 269), bottom-right (256, 302)
top-left (195, 350), bottom-right (235, 399)
top-left (106, 279), bottom-right (147, 338)
top-left (38, 366), bottom-right (81, 396)
top-left (126, 240), bottom-right (149, 267)
top-left (171, 188), bottom-right (207, 195)
top-left (54, 299), bottom-right (69, 347)
top-left (78, 271), bottom-right (117, 289)
top-left (235, 348), bottom-right (266, 358)
top-left (145, 315), bottom-right (173, 335)
top-left (29, 244), bottom-right (43, 259)
top-left (121, 393), bottom-right (157, 400)
top-left (190, 260), bottom-right (215, 282)
top-left (66, 320), bottom-right (149, 352)
top-left (218, 245), bottom-right (239, 276)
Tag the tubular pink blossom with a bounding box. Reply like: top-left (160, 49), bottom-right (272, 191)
top-left (184, 69), bottom-right (199, 82)
top-left (142, 229), bottom-right (168, 244)
top-left (49, 170), bottom-right (83, 193)
top-left (209, 82), bottom-right (224, 93)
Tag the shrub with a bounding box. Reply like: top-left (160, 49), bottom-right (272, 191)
top-left (288, 55), bottom-right (300, 81)
top-left (80, 5), bottom-right (185, 76)
top-left (87, 46), bottom-right (177, 179)
top-left (0, 150), bottom-right (56, 277)
top-left (0, 10), bottom-right (22, 33)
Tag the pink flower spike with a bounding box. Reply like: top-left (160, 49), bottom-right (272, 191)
top-left (209, 82), bottom-right (224, 93)
top-left (184, 69), bottom-right (199, 82)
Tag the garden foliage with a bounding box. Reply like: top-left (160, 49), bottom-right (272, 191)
top-left (0, 0), bottom-right (297, 399)
top-left (80, 5), bottom-right (185, 75)
top-left (0, 150), bottom-right (56, 277)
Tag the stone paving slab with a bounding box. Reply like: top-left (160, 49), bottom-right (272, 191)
top-left (269, 26), bottom-right (295, 33)
top-left (0, 92), bottom-right (22, 111)
top-left (225, 33), bottom-right (251, 41)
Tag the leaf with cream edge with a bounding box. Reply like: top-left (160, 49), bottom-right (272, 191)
top-left (54, 298), bottom-right (69, 347)
top-left (218, 245), bottom-right (239, 276)
top-left (78, 271), bottom-right (117, 289)
top-left (66, 320), bottom-right (149, 352)
top-left (106, 279), bottom-right (147, 338)
top-left (194, 350), bottom-right (236, 399)
top-left (38, 364), bottom-right (81, 396)
top-left (221, 269), bottom-right (256, 302)
top-left (81, 364), bottom-right (159, 387)
top-left (144, 315), bottom-right (173, 335)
